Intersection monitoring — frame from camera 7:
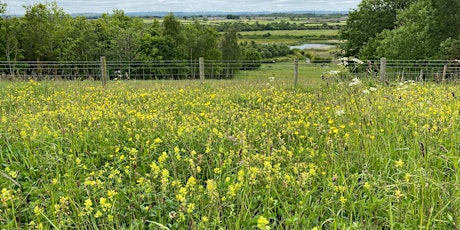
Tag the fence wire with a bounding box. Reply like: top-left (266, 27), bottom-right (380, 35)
top-left (0, 60), bottom-right (262, 80)
top-left (1, 59), bottom-right (459, 81)
top-left (364, 59), bottom-right (460, 81)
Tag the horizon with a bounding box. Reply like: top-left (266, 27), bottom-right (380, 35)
top-left (3, 0), bottom-right (360, 15)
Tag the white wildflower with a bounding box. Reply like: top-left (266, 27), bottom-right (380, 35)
top-left (369, 87), bottom-right (377, 91)
top-left (351, 58), bottom-right (364, 65)
top-left (362, 89), bottom-right (370, 94)
top-left (328, 70), bottom-right (340, 75)
top-left (335, 110), bottom-right (345, 116)
top-left (348, 77), bottom-right (361, 87)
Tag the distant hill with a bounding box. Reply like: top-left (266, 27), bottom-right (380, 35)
top-left (70, 10), bottom-right (348, 18)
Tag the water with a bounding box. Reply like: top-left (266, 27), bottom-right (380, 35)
top-left (289, 43), bottom-right (335, 50)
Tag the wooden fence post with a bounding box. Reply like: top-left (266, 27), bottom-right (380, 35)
top-left (442, 65), bottom-right (447, 82)
top-left (294, 58), bottom-right (299, 87)
top-left (379, 57), bottom-right (386, 83)
top-left (199, 57), bottom-right (205, 83)
top-left (100, 56), bottom-right (108, 86)
top-left (419, 69), bottom-right (424, 82)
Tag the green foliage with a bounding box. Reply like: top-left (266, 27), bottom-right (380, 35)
top-left (0, 16), bottom-right (22, 62)
top-left (64, 16), bottom-right (99, 61)
top-left (107, 11), bottom-right (145, 61)
top-left (341, 0), bottom-right (460, 60)
top-left (241, 41), bottom-right (290, 59)
top-left (425, 0), bottom-right (460, 53)
top-left (184, 22), bottom-right (222, 61)
top-left (242, 48), bottom-right (262, 70)
top-left (338, 0), bottom-right (406, 57)
top-left (220, 29), bottom-right (241, 77)
top-left (226, 14), bottom-right (240, 20)
top-left (19, 2), bottom-right (71, 61)
top-left (0, 5), bottom-right (227, 62)
top-left (220, 29), bottom-right (241, 61)
top-left (140, 24), bottom-right (179, 60)
top-left (373, 0), bottom-right (431, 59)
top-left (440, 37), bottom-right (460, 60)
top-left (162, 13), bottom-right (184, 49)
top-left (0, 1), bottom-right (5, 14)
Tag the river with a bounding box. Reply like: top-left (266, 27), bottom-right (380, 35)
top-left (289, 43), bottom-right (335, 50)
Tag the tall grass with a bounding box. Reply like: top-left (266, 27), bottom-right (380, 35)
top-left (0, 79), bottom-right (459, 229)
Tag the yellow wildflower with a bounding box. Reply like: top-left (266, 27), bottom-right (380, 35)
top-left (257, 216), bottom-right (270, 230)
top-left (395, 159), bottom-right (404, 168)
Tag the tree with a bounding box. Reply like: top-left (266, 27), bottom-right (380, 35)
top-left (162, 13), bottom-right (184, 48)
top-left (339, 0), bottom-right (415, 58)
top-left (360, 0), bottom-right (460, 60)
top-left (0, 1), bottom-right (5, 14)
top-left (19, 2), bottom-right (71, 61)
top-left (184, 22), bottom-right (221, 61)
top-left (220, 29), bottom-right (241, 77)
top-left (339, 0), bottom-right (394, 57)
top-left (0, 3), bottom-right (23, 77)
top-left (140, 33), bottom-right (178, 61)
top-left (1, 17), bottom-right (22, 62)
top-left (425, 0), bottom-right (460, 57)
top-left (107, 10), bottom-right (144, 61)
top-left (140, 20), bottom-right (181, 61)
top-left (63, 16), bottom-right (99, 61)
top-left (371, 0), bottom-right (430, 59)
top-left (242, 48), bottom-right (262, 70)
top-left (91, 13), bottom-right (113, 59)
top-left (440, 37), bottom-right (460, 59)
top-left (220, 29), bottom-right (240, 61)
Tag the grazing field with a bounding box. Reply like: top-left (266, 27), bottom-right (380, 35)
top-left (0, 76), bottom-right (459, 229)
top-left (238, 29), bottom-right (339, 45)
top-left (238, 30), bottom-right (339, 37)
top-left (144, 17), bottom-right (346, 27)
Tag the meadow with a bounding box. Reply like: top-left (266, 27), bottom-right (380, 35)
top-left (238, 30), bottom-right (338, 46)
top-left (0, 70), bottom-right (459, 229)
top-left (238, 30), bottom-right (338, 37)
top-left (144, 16), bottom-right (346, 27)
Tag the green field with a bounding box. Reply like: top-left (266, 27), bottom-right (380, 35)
top-left (1, 67), bottom-right (459, 229)
top-left (237, 29), bottom-right (339, 46)
top-left (144, 17), bottom-right (346, 27)
top-left (235, 62), bottom-right (338, 83)
top-left (238, 29), bottom-right (339, 37)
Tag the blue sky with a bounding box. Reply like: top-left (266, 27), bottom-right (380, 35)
top-left (4, 0), bottom-right (361, 14)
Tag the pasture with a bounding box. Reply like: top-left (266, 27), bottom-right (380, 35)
top-left (238, 29), bottom-right (339, 45)
top-left (238, 30), bottom-right (339, 37)
top-left (0, 72), bottom-right (459, 229)
top-left (144, 16), bottom-right (346, 27)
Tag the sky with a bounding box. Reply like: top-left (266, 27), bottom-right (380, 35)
top-left (4, 0), bottom-right (361, 15)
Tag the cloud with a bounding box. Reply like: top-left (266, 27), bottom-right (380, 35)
top-left (4, 0), bottom-right (360, 14)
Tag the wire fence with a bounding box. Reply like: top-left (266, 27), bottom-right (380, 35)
top-left (0, 60), bottom-right (262, 81)
top-left (363, 59), bottom-right (460, 82)
top-left (0, 59), bottom-right (459, 82)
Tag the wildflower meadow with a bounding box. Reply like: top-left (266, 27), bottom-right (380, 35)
top-left (0, 78), bottom-right (459, 229)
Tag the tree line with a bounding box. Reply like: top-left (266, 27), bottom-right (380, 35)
top-left (0, 2), bottom-right (257, 65)
top-left (216, 21), bottom-right (340, 32)
top-left (339, 0), bottom-right (460, 60)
